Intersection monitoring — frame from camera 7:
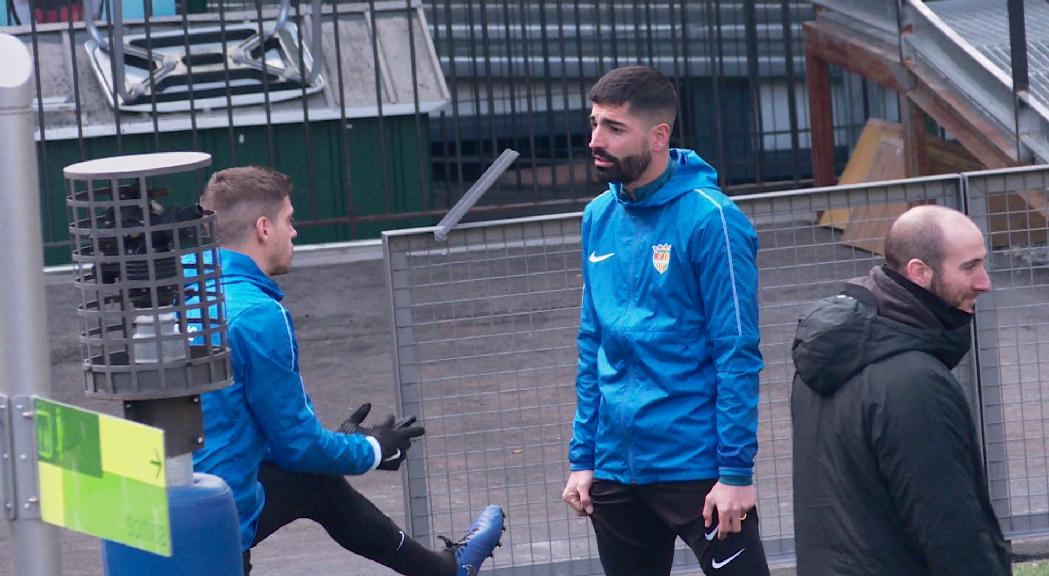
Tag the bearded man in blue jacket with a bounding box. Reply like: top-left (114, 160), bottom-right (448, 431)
top-left (561, 66), bottom-right (769, 576)
top-left (192, 166), bottom-right (503, 576)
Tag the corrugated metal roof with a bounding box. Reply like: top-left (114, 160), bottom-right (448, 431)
top-left (928, 0), bottom-right (1049, 111)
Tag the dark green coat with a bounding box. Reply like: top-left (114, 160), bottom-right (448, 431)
top-left (790, 267), bottom-right (1009, 576)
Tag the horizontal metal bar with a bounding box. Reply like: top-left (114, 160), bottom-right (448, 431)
top-left (812, 0), bottom-right (899, 36)
top-left (33, 101), bottom-right (448, 142)
top-left (385, 205), bottom-right (584, 240)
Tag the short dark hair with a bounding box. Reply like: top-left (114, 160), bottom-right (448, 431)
top-left (200, 166), bottom-right (292, 245)
top-left (589, 65), bottom-right (678, 127)
top-left (883, 206), bottom-right (950, 273)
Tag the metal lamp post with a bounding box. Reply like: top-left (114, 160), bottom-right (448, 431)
top-left (0, 31), bottom-right (61, 576)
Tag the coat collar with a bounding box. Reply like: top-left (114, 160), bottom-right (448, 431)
top-left (219, 248), bottom-right (284, 301)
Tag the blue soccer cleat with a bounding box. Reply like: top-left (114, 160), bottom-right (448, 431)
top-left (439, 504), bottom-right (506, 576)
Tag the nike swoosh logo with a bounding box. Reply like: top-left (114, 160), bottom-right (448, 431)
top-left (589, 251), bottom-right (615, 263)
top-left (384, 449), bottom-right (402, 462)
top-left (711, 548), bottom-right (745, 570)
top-left (704, 523), bottom-right (719, 541)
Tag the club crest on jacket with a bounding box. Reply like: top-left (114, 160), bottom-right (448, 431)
top-left (652, 243), bottom-right (671, 274)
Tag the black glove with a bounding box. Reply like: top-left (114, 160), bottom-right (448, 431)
top-left (340, 403), bottom-right (420, 437)
top-left (339, 402), bottom-right (373, 434)
top-left (368, 414), bottom-right (425, 471)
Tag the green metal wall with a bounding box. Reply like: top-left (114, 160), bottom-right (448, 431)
top-left (39, 115), bottom-right (432, 265)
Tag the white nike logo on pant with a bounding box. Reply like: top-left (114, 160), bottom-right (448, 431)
top-left (704, 523), bottom-right (719, 541)
top-left (588, 251), bottom-right (615, 263)
top-left (711, 547), bottom-right (745, 569)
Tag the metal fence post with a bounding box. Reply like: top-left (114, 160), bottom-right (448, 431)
top-left (382, 234), bottom-right (432, 543)
top-left (963, 171), bottom-right (1010, 523)
top-left (0, 32), bottom-right (62, 576)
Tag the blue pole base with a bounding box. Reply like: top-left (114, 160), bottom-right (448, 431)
top-left (103, 473), bottom-right (243, 576)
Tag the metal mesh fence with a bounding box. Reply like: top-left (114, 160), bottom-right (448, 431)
top-left (380, 169), bottom-right (1049, 573)
top-left (967, 166), bottom-right (1049, 537)
top-left (384, 217), bottom-right (591, 572)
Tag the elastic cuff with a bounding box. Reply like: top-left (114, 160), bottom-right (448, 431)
top-left (718, 474), bottom-right (752, 487)
top-left (365, 436), bottom-right (382, 471)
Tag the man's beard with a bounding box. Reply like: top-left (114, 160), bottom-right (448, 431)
top-left (930, 272), bottom-right (974, 312)
top-left (592, 147), bottom-right (652, 185)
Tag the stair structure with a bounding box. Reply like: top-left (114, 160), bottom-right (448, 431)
top-left (806, 0), bottom-right (1049, 186)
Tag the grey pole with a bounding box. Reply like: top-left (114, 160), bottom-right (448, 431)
top-left (0, 33), bottom-right (62, 576)
top-left (433, 148), bottom-right (519, 242)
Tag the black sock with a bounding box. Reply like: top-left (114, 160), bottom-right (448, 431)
top-left (380, 535), bottom-right (457, 576)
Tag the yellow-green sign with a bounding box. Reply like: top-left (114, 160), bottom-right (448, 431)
top-left (34, 397), bottom-right (171, 556)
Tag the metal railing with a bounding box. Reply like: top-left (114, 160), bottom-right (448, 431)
top-left (3, 0), bottom-right (900, 266)
top-left (384, 165), bottom-right (1049, 573)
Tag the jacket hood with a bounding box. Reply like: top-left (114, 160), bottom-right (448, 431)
top-left (792, 268), bottom-right (972, 396)
top-left (616, 148), bottom-right (719, 208)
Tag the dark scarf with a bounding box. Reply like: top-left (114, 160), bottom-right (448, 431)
top-left (872, 265), bottom-right (972, 330)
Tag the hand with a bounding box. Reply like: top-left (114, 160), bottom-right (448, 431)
top-left (368, 414), bottom-right (425, 471)
top-left (340, 403), bottom-right (420, 437)
top-left (339, 402), bottom-right (372, 434)
top-left (702, 482), bottom-right (755, 541)
top-left (562, 470), bottom-right (595, 516)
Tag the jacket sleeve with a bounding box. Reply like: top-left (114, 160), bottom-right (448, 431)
top-left (693, 196), bottom-right (763, 483)
top-left (871, 365), bottom-right (1010, 576)
top-left (232, 301), bottom-right (378, 475)
top-left (569, 210), bottom-right (600, 471)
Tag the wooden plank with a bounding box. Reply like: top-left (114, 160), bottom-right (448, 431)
top-left (819, 119), bottom-right (905, 232)
top-left (838, 203), bottom-right (912, 255)
top-left (987, 190), bottom-right (1049, 248)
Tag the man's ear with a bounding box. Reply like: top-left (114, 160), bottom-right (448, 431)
top-left (253, 215), bottom-right (271, 244)
top-left (650, 122), bottom-right (671, 153)
top-left (904, 258), bottom-right (934, 289)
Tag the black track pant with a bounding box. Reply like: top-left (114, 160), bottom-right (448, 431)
top-left (589, 479), bottom-right (770, 576)
top-left (242, 463), bottom-right (455, 576)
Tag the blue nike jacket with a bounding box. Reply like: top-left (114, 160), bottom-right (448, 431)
top-left (191, 249), bottom-right (378, 550)
top-left (568, 148), bottom-right (763, 485)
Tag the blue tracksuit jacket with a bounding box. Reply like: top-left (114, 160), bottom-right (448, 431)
top-left (568, 149), bottom-right (763, 485)
top-left (191, 249), bottom-right (378, 550)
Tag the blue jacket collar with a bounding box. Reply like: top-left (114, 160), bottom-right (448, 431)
top-left (611, 148), bottom-right (720, 209)
top-left (613, 159), bottom-right (675, 203)
top-left (219, 248), bottom-right (284, 301)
